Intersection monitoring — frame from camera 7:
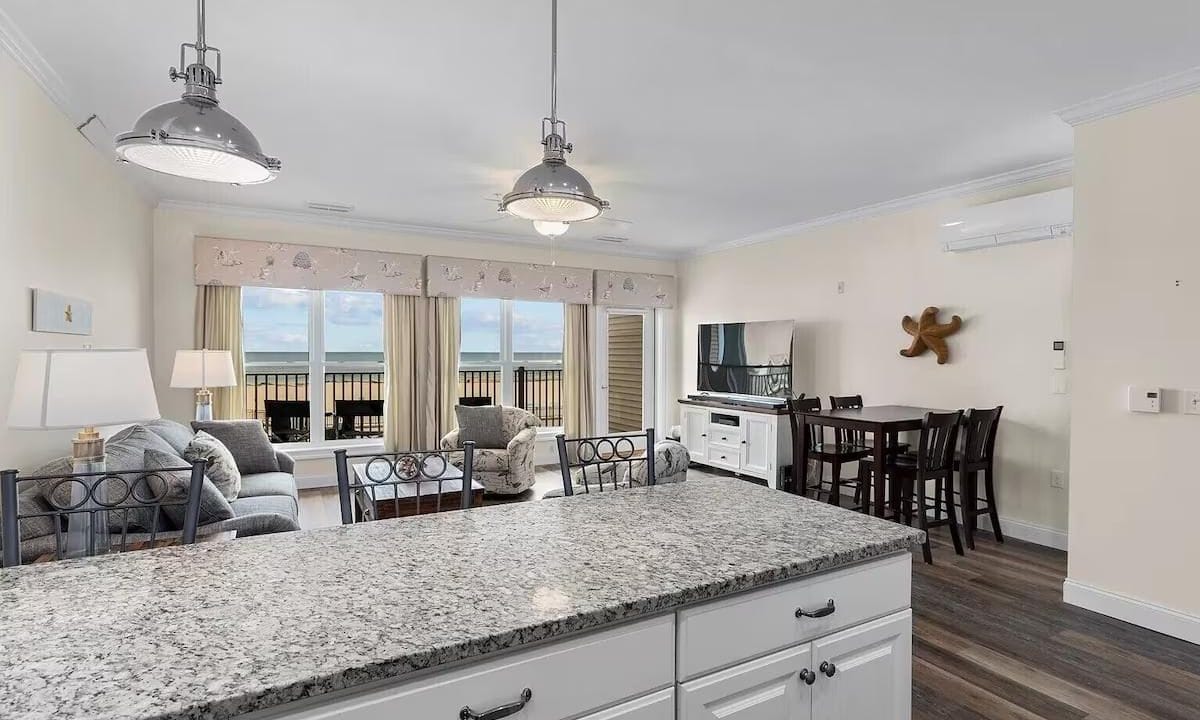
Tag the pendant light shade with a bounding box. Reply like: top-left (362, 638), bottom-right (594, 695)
top-left (115, 0), bottom-right (280, 184)
top-left (500, 0), bottom-right (607, 230)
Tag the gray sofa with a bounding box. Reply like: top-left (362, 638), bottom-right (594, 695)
top-left (7, 419), bottom-right (300, 563)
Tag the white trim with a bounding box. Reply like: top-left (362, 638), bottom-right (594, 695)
top-left (692, 158), bottom-right (1074, 257)
top-left (1057, 66), bottom-right (1200, 126)
top-left (156, 199), bottom-right (681, 261)
top-left (1063, 579), bottom-right (1200, 645)
top-left (976, 515), bottom-right (1068, 551)
top-left (280, 440), bottom-right (384, 462)
top-left (0, 6), bottom-right (83, 123)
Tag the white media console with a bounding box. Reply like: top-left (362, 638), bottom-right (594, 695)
top-left (678, 397), bottom-right (793, 489)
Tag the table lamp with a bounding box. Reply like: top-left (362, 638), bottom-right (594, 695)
top-left (170, 349), bottom-right (237, 421)
top-left (7, 348), bottom-right (161, 556)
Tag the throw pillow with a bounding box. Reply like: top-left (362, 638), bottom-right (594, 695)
top-left (143, 449), bottom-right (235, 528)
top-left (141, 419), bottom-right (196, 456)
top-left (0, 484), bottom-right (58, 544)
top-left (183, 431), bottom-right (242, 501)
top-left (454, 405), bottom-right (508, 449)
top-left (190, 420), bottom-right (280, 475)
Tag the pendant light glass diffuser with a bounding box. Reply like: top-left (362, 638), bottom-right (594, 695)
top-left (500, 0), bottom-right (608, 231)
top-left (115, 0), bottom-right (280, 184)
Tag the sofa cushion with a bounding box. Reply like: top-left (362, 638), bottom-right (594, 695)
top-left (239, 472), bottom-right (298, 500)
top-left (143, 448), bottom-right (236, 528)
top-left (141, 419), bottom-right (196, 456)
top-left (190, 420), bottom-right (280, 475)
top-left (183, 431), bottom-right (242, 501)
top-left (454, 405), bottom-right (508, 449)
top-left (231, 493), bottom-right (298, 519)
top-left (0, 484), bottom-right (58, 546)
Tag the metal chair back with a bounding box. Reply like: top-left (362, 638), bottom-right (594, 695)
top-left (333, 399), bottom-right (385, 439)
top-left (264, 399), bottom-right (310, 443)
top-left (333, 444), bottom-right (476, 524)
top-left (556, 429), bottom-right (656, 496)
top-left (1, 461), bottom-right (207, 566)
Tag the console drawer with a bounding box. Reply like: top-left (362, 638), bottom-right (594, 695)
top-left (705, 446), bottom-right (741, 470)
top-left (274, 615), bottom-right (674, 720)
top-left (676, 554), bottom-right (910, 681)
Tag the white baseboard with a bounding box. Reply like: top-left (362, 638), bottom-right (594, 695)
top-left (295, 474), bottom-right (336, 490)
top-left (976, 515), bottom-right (1069, 551)
top-left (1063, 579), bottom-right (1200, 645)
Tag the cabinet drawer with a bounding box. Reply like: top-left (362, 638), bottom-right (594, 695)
top-left (705, 446), bottom-right (741, 470)
top-left (274, 615), bottom-right (674, 720)
top-left (676, 554), bottom-right (910, 681)
top-left (707, 427), bottom-right (743, 446)
top-left (580, 689), bottom-right (674, 720)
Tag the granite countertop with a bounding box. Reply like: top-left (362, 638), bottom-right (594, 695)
top-left (0, 477), bottom-right (924, 720)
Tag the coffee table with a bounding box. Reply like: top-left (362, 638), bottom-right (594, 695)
top-left (350, 461), bottom-right (484, 520)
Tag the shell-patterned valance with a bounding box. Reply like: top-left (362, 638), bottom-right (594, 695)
top-left (194, 237), bottom-right (424, 295)
top-left (594, 271), bottom-right (676, 309)
top-left (425, 256), bottom-right (593, 304)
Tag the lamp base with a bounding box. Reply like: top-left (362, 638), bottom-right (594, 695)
top-left (66, 427), bottom-right (109, 558)
top-left (195, 388), bottom-right (213, 422)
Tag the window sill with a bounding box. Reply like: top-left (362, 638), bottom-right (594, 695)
top-left (276, 440), bottom-right (385, 462)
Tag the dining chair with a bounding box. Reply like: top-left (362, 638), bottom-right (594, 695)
top-left (889, 411), bottom-right (965, 564)
top-left (1, 460), bottom-right (207, 567)
top-left (333, 444), bottom-right (476, 524)
top-left (956, 406), bottom-right (1004, 549)
top-left (785, 397), bottom-right (870, 508)
top-left (556, 429), bottom-right (656, 496)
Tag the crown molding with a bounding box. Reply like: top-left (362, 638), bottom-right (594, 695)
top-left (691, 157), bottom-right (1074, 257)
top-left (0, 6), bottom-right (83, 123)
top-left (1057, 66), bottom-right (1200, 126)
top-left (155, 200), bottom-right (683, 262)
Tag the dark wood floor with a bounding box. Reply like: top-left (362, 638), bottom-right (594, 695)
top-left (913, 528), bottom-right (1200, 720)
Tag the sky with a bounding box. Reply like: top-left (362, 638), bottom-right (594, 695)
top-left (242, 288), bottom-right (563, 358)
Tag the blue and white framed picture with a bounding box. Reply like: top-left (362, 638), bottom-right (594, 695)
top-left (32, 289), bottom-right (93, 335)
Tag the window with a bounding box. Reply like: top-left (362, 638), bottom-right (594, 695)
top-left (459, 299), bottom-right (564, 427)
top-left (243, 287), bottom-right (384, 445)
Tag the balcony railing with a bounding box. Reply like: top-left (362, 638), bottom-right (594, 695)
top-left (245, 366), bottom-right (563, 443)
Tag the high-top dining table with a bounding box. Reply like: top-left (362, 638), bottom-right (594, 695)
top-left (794, 404), bottom-right (949, 517)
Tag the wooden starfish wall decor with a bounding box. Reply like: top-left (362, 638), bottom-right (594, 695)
top-left (900, 307), bottom-right (963, 364)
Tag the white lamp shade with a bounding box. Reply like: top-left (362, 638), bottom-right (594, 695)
top-left (7, 349), bottom-right (161, 430)
top-left (170, 350), bottom-right (238, 389)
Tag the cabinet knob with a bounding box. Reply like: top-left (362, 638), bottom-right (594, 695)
top-left (795, 599), bottom-right (836, 619)
top-left (799, 668), bottom-right (816, 686)
top-left (820, 661), bottom-right (837, 678)
top-left (741, 440), bottom-right (747, 444)
top-left (701, 433), bottom-right (707, 437)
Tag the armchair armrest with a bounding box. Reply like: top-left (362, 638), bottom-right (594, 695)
top-left (274, 449), bottom-right (295, 474)
top-left (507, 426), bottom-right (538, 453)
top-left (441, 429), bottom-right (462, 451)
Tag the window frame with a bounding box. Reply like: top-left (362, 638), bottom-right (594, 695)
top-left (242, 287), bottom-right (385, 453)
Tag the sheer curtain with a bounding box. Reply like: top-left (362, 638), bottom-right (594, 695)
top-left (384, 295), bottom-right (460, 450)
top-left (194, 285), bottom-right (245, 420)
top-left (563, 303), bottom-right (594, 438)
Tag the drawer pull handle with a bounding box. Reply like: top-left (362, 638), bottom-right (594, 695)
top-left (459, 688), bottom-right (532, 720)
top-left (800, 668), bottom-right (817, 686)
top-left (821, 661), bottom-right (837, 678)
top-left (701, 433), bottom-right (707, 437)
top-left (795, 599), bottom-right (836, 619)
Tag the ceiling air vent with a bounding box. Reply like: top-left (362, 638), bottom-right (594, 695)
top-left (306, 201), bottom-right (355, 213)
top-left (595, 236), bottom-right (628, 244)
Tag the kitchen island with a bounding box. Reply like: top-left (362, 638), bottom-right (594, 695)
top-left (0, 477), bottom-right (923, 720)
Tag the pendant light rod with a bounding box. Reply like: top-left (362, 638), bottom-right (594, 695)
top-left (549, 0), bottom-right (558, 124)
top-left (195, 0), bottom-right (207, 61)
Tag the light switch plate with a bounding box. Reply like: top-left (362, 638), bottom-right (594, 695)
top-left (1186, 390), bottom-right (1200, 415)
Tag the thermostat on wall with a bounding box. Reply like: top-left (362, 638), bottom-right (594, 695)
top-left (1127, 386), bottom-right (1162, 413)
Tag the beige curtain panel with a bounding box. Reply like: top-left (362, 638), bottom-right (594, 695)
top-left (563, 303), bottom-right (595, 439)
top-left (194, 285), bottom-right (246, 420)
top-left (383, 295), bottom-right (461, 450)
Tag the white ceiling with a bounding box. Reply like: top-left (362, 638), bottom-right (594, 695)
top-left (5, 1), bottom-right (1200, 257)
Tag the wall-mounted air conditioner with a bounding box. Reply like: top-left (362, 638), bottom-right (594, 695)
top-left (939, 187), bottom-right (1073, 253)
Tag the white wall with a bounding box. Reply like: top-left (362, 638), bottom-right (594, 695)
top-left (153, 205), bottom-right (677, 483)
top-left (677, 177), bottom-right (1074, 537)
top-left (0, 51), bottom-right (154, 472)
top-left (1066, 92), bottom-right (1200, 635)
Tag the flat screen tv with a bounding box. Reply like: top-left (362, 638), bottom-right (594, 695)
top-left (697, 320), bottom-right (793, 398)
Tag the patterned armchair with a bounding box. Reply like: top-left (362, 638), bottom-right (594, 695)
top-left (441, 407), bottom-right (542, 495)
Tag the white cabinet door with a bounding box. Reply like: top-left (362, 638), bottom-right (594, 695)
top-left (811, 610), bottom-right (912, 720)
top-left (681, 407), bottom-right (708, 463)
top-left (679, 644), bottom-right (814, 720)
top-left (578, 689), bottom-right (674, 720)
top-left (741, 414), bottom-right (773, 479)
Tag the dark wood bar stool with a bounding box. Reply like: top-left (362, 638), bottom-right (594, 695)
top-left (957, 406), bottom-right (1004, 549)
top-left (785, 397), bottom-right (871, 509)
top-left (889, 410), bottom-right (965, 564)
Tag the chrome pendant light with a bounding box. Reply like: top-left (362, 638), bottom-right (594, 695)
top-left (500, 0), bottom-right (608, 236)
top-left (115, 0), bottom-right (280, 184)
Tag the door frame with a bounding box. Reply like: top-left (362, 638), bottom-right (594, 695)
top-left (595, 306), bottom-right (656, 435)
